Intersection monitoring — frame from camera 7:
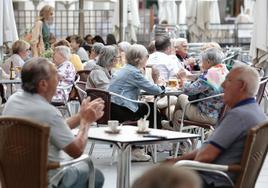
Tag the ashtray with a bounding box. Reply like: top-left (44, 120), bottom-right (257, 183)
top-left (105, 129), bottom-right (121, 134)
top-left (136, 130), bottom-right (150, 134)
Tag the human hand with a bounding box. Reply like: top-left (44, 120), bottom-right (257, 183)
top-left (185, 57), bottom-right (196, 65)
top-left (80, 97), bottom-right (105, 125)
top-left (177, 69), bottom-right (187, 79)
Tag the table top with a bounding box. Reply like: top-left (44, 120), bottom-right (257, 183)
top-left (73, 125), bottom-right (199, 145)
top-left (0, 79), bottom-right (21, 84)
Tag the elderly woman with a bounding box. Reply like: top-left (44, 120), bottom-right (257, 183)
top-left (52, 46), bottom-right (76, 102)
top-left (109, 44), bottom-right (165, 162)
top-left (164, 48), bottom-right (229, 130)
top-left (86, 45), bottom-right (118, 90)
top-left (109, 44), bottom-right (165, 127)
top-left (116, 41), bottom-right (131, 68)
top-left (53, 39), bottom-right (83, 72)
top-left (84, 42), bottom-right (105, 70)
top-left (3, 40), bottom-right (30, 76)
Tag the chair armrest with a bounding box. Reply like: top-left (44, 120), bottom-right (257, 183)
top-left (175, 160), bottom-right (241, 187)
top-left (74, 81), bottom-right (87, 99)
top-left (48, 154), bottom-right (95, 188)
top-left (48, 154), bottom-right (91, 170)
top-left (109, 91), bottom-right (151, 120)
top-left (179, 93), bottom-right (223, 131)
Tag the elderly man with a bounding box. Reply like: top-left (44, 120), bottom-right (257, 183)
top-left (3, 57), bottom-right (105, 188)
top-left (167, 65), bottom-right (267, 188)
top-left (147, 35), bottom-right (183, 81)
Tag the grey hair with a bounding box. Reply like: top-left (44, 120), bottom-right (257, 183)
top-left (21, 57), bottom-right (53, 94)
top-left (118, 41), bottom-right (131, 52)
top-left (92, 42), bottom-right (104, 55)
top-left (126, 44), bottom-right (148, 67)
top-left (173, 37), bottom-right (187, 47)
top-left (201, 48), bottom-right (225, 66)
top-left (55, 46), bottom-right (71, 60)
top-left (97, 45), bottom-right (118, 68)
top-left (232, 65), bottom-right (260, 96)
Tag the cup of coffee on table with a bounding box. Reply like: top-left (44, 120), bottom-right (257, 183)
top-left (137, 119), bottom-right (149, 132)
top-left (108, 120), bottom-right (119, 132)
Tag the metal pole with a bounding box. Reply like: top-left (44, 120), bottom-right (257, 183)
top-left (119, 0), bottom-right (124, 42)
top-left (78, 0), bottom-right (84, 37)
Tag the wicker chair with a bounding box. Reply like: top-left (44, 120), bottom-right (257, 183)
top-left (175, 121), bottom-right (268, 188)
top-left (256, 76), bottom-right (268, 104)
top-left (0, 117), bottom-right (95, 188)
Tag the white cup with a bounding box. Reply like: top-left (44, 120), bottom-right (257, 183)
top-left (108, 120), bottom-right (119, 132)
top-left (137, 119), bottom-right (149, 132)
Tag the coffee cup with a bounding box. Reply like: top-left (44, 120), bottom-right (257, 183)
top-left (137, 119), bottom-right (149, 132)
top-left (108, 120), bottom-right (119, 132)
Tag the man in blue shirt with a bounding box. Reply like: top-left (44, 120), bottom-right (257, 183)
top-left (167, 65), bottom-right (267, 188)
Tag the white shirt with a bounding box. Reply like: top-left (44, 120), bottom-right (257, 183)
top-left (147, 51), bottom-right (183, 80)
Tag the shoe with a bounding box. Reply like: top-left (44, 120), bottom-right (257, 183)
top-left (131, 148), bottom-right (151, 162)
top-left (161, 120), bottom-right (174, 131)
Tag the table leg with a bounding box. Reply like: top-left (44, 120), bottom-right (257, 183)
top-left (153, 97), bottom-right (160, 163)
top-left (116, 144), bottom-right (131, 188)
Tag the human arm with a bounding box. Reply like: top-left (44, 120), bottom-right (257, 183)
top-left (183, 78), bottom-right (210, 96)
top-left (64, 97), bottom-right (104, 158)
top-left (87, 69), bottom-right (110, 90)
top-left (31, 20), bottom-right (43, 57)
top-left (131, 70), bottom-right (165, 95)
top-left (165, 149), bottom-right (199, 164)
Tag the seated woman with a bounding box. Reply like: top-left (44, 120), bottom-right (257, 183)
top-left (164, 48), bottom-right (229, 131)
top-left (2, 40), bottom-right (30, 76)
top-left (86, 45), bottom-right (118, 90)
top-left (52, 46), bottom-right (76, 102)
top-left (52, 39), bottom-right (83, 72)
top-left (109, 44), bottom-right (165, 162)
top-left (109, 44), bottom-right (165, 128)
top-left (83, 42), bottom-right (104, 70)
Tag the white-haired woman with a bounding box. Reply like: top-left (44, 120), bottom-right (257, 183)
top-left (86, 45), bottom-right (118, 90)
top-left (164, 48), bottom-right (229, 131)
top-left (52, 46), bottom-right (76, 102)
top-left (84, 42), bottom-right (105, 70)
top-left (115, 41), bottom-right (131, 68)
top-left (109, 44), bottom-right (165, 161)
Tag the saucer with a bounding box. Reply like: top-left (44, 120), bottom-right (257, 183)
top-left (105, 129), bottom-right (121, 134)
top-left (136, 130), bottom-right (150, 134)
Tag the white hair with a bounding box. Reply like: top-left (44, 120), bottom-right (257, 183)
top-left (55, 46), bottom-right (71, 60)
top-left (173, 38), bottom-right (187, 47)
top-left (233, 65), bottom-right (260, 96)
top-left (126, 44), bottom-right (148, 67)
top-left (118, 41), bottom-right (131, 52)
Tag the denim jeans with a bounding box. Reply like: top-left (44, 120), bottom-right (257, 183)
top-left (57, 161), bottom-right (104, 188)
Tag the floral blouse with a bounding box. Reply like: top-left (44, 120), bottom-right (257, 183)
top-left (52, 60), bottom-right (76, 102)
top-left (183, 64), bottom-right (229, 120)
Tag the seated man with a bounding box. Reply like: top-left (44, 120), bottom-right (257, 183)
top-left (166, 65), bottom-right (267, 188)
top-left (3, 57), bottom-right (105, 188)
